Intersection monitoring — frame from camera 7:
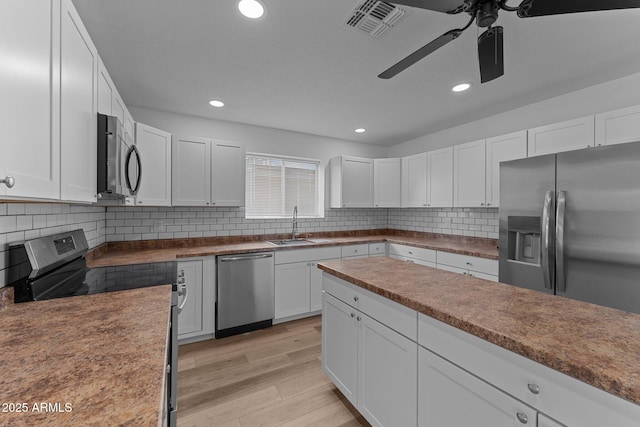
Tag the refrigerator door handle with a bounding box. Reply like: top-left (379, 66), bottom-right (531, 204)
top-left (541, 190), bottom-right (555, 290)
top-left (556, 191), bottom-right (567, 292)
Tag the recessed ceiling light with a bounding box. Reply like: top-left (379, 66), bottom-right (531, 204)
top-left (452, 83), bottom-right (472, 93)
top-left (355, 128), bottom-right (366, 133)
top-left (209, 100), bottom-right (225, 107)
top-left (238, 0), bottom-right (265, 19)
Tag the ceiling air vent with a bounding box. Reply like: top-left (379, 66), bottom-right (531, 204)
top-left (346, 0), bottom-right (406, 38)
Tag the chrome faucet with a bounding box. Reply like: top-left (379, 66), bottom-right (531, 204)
top-left (291, 206), bottom-right (299, 240)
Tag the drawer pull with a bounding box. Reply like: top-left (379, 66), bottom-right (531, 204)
top-left (516, 413), bottom-right (528, 424)
top-left (356, 316), bottom-right (361, 321)
top-left (527, 383), bottom-right (540, 394)
top-left (354, 296), bottom-right (359, 302)
top-left (351, 313), bottom-right (355, 318)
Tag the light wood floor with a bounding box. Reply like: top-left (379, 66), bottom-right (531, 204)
top-left (177, 316), bottom-right (370, 427)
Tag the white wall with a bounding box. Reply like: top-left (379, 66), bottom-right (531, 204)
top-left (130, 107), bottom-right (389, 161)
top-left (388, 71), bottom-right (640, 157)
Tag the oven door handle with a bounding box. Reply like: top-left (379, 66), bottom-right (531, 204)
top-left (177, 282), bottom-right (188, 314)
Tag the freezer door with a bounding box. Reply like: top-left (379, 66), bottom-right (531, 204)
top-left (499, 154), bottom-right (556, 294)
top-left (556, 142), bottom-right (640, 314)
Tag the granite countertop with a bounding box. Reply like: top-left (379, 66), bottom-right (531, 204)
top-left (86, 231), bottom-right (498, 268)
top-left (0, 286), bottom-right (172, 426)
top-left (317, 257), bottom-right (640, 405)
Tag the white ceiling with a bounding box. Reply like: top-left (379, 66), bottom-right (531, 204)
top-left (72, 0), bottom-right (640, 146)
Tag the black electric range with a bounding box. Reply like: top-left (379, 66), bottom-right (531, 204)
top-left (9, 229), bottom-right (176, 303)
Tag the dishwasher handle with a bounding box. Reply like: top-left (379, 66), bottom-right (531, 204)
top-left (219, 253), bottom-right (274, 262)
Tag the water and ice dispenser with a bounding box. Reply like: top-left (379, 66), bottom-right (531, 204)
top-left (507, 216), bottom-right (541, 265)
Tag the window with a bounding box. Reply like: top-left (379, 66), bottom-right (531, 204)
top-left (245, 153), bottom-right (323, 218)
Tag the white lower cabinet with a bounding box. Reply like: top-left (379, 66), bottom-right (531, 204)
top-left (177, 257), bottom-right (216, 341)
top-left (418, 347), bottom-right (536, 427)
top-left (387, 243), bottom-right (436, 268)
top-left (274, 247), bottom-right (341, 321)
top-left (436, 251), bottom-right (498, 282)
top-left (538, 414), bottom-right (565, 427)
top-left (322, 291), bottom-right (417, 427)
top-left (341, 244), bottom-right (369, 259)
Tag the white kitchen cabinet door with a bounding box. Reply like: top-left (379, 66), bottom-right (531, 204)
top-left (454, 139), bottom-right (486, 207)
top-left (275, 262), bottom-right (311, 319)
top-left (172, 136), bottom-right (211, 206)
top-left (322, 293), bottom-right (358, 406)
top-left (60, 0), bottom-right (97, 203)
top-left (211, 140), bottom-right (245, 206)
top-left (427, 147), bottom-right (453, 207)
top-left (330, 156), bottom-right (374, 208)
top-left (595, 104), bottom-right (640, 146)
top-left (358, 313), bottom-right (417, 427)
top-left (527, 116), bottom-right (595, 157)
top-left (373, 158), bottom-right (401, 207)
top-left (97, 56), bottom-right (113, 116)
top-left (135, 123), bottom-right (172, 206)
top-left (0, 0), bottom-right (60, 200)
top-left (177, 260), bottom-right (204, 336)
top-left (124, 109), bottom-right (135, 140)
top-left (401, 153), bottom-right (428, 207)
top-left (538, 414), bottom-right (565, 427)
top-left (112, 92), bottom-right (126, 128)
top-left (485, 130), bottom-right (527, 207)
top-left (418, 347), bottom-right (536, 427)
top-left (310, 259), bottom-right (339, 312)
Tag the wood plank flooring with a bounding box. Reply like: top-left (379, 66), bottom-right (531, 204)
top-left (177, 316), bottom-right (370, 427)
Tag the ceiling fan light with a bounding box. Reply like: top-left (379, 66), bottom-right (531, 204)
top-left (452, 83), bottom-right (471, 92)
top-left (238, 0), bottom-right (265, 19)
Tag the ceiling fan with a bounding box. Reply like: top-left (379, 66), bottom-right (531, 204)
top-left (379, 0), bottom-right (640, 83)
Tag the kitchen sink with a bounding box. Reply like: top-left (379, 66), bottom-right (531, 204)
top-left (266, 239), bottom-right (314, 246)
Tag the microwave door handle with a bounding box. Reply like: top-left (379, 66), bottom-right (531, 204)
top-left (556, 191), bottom-right (567, 292)
top-left (541, 190), bottom-right (555, 290)
top-left (125, 145), bottom-right (142, 195)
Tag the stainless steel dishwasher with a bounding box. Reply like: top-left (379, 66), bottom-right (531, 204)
top-left (216, 252), bottom-right (275, 338)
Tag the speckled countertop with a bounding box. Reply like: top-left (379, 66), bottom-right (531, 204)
top-left (0, 286), bottom-right (172, 426)
top-left (318, 257), bottom-right (640, 406)
top-left (86, 231), bottom-right (498, 267)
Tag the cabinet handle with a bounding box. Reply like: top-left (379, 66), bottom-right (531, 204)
top-left (206, 202), bottom-right (210, 205)
top-left (486, 202), bottom-right (491, 206)
top-left (353, 296), bottom-right (359, 302)
top-left (408, 251), bottom-right (413, 255)
top-left (427, 204), bottom-right (431, 206)
top-left (516, 413), bottom-right (528, 424)
top-left (466, 262), bottom-right (471, 266)
top-left (356, 316), bottom-right (361, 321)
top-left (527, 383), bottom-right (540, 394)
top-left (212, 201), bottom-right (216, 205)
top-left (138, 200), bottom-right (143, 204)
top-left (480, 202), bottom-right (485, 206)
top-left (0, 176), bottom-right (15, 188)
top-left (351, 313), bottom-right (355, 318)
top-left (354, 249), bottom-right (358, 253)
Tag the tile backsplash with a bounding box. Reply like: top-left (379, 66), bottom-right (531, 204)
top-left (387, 207), bottom-right (499, 239)
top-left (0, 203), bottom-right (106, 286)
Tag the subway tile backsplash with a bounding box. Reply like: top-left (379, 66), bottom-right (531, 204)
top-left (0, 202), bottom-right (499, 287)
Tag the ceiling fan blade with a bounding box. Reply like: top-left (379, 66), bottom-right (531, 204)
top-left (389, 0), bottom-right (473, 14)
top-left (378, 29), bottom-right (462, 79)
top-left (478, 26), bottom-right (504, 83)
top-left (517, 0), bottom-right (640, 17)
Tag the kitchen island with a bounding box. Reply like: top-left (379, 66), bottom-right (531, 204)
top-left (0, 285), bottom-right (172, 426)
top-left (319, 257), bottom-right (640, 427)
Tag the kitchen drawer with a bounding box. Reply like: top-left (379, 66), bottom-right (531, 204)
top-left (368, 242), bottom-right (386, 256)
top-left (418, 314), bottom-right (640, 427)
top-left (323, 273), bottom-right (417, 340)
top-left (341, 244), bottom-right (369, 258)
top-left (387, 243), bottom-right (436, 263)
top-left (389, 254), bottom-right (436, 268)
top-left (275, 246), bottom-right (342, 264)
top-left (436, 251), bottom-right (498, 276)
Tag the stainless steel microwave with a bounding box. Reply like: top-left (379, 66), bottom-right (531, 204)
top-left (97, 113), bottom-right (141, 199)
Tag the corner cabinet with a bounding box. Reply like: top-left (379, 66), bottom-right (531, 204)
top-left (0, 0), bottom-right (60, 200)
top-left (172, 137), bottom-right (245, 207)
top-left (330, 156), bottom-right (374, 208)
top-left (135, 123), bottom-right (172, 206)
top-left (60, 0), bottom-right (98, 203)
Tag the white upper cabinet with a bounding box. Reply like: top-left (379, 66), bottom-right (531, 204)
top-left (373, 158), bottom-right (401, 207)
top-left (172, 137), bottom-right (245, 207)
top-left (427, 147), bottom-right (453, 207)
top-left (401, 153), bottom-right (427, 208)
top-left (595, 104), bottom-right (640, 146)
top-left (60, 0), bottom-right (97, 203)
top-left (0, 0), bottom-right (60, 200)
top-left (330, 156), bottom-right (374, 208)
top-left (485, 130), bottom-right (527, 207)
top-left (454, 140), bottom-right (486, 207)
top-left (135, 123), bottom-right (172, 206)
top-left (211, 140), bottom-right (245, 207)
top-left (527, 116), bottom-right (595, 157)
top-left (97, 57), bottom-right (114, 116)
top-left (124, 110), bottom-right (135, 139)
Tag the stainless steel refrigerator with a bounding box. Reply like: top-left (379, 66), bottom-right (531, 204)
top-left (499, 142), bottom-right (640, 314)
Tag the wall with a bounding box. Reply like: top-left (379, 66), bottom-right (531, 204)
top-left (0, 203), bottom-right (106, 287)
top-left (388, 71), bottom-right (640, 157)
top-left (388, 207), bottom-right (498, 239)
